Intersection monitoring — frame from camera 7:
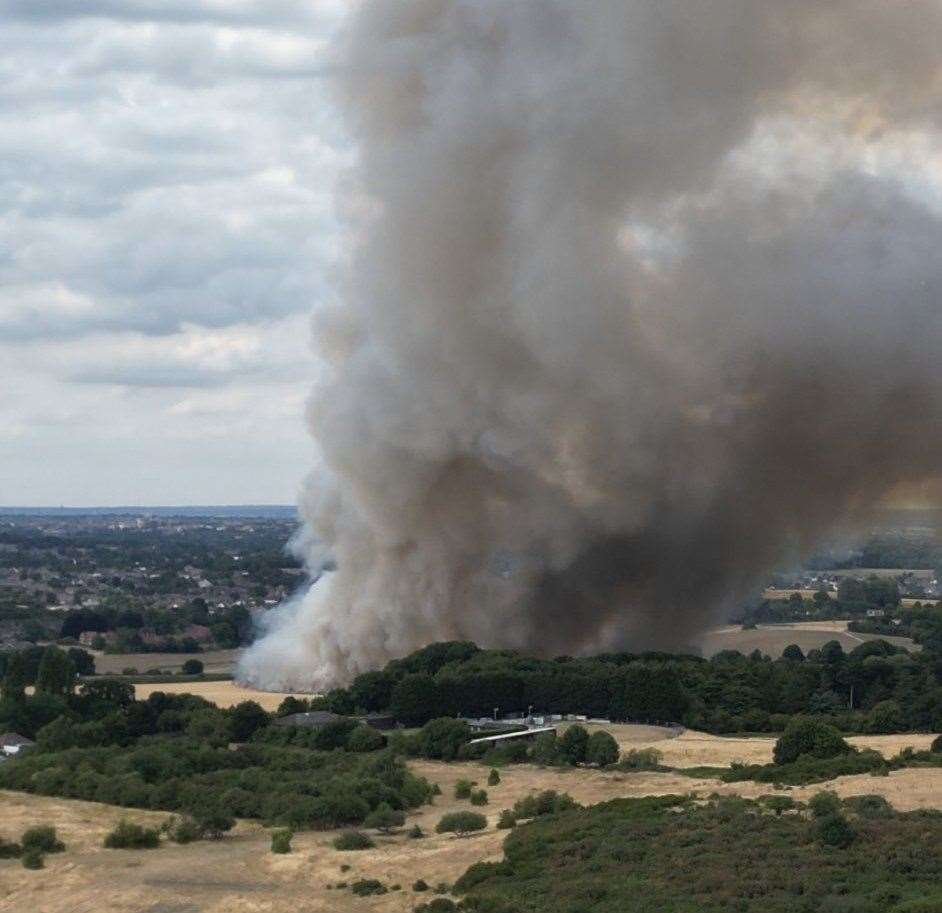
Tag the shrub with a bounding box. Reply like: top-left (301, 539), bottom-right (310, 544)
top-left (497, 809), bottom-right (517, 829)
top-left (408, 824), bottom-right (425, 839)
top-left (616, 747), bottom-right (664, 771)
top-left (844, 794), bottom-right (895, 820)
top-left (559, 725), bottom-right (590, 764)
top-left (470, 789), bottom-right (488, 806)
top-left (454, 779), bottom-right (473, 799)
top-left (103, 820), bottom-right (160, 849)
top-left (351, 879), bottom-right (387, 896)
top-left (435, 811), bottom-right (488, 836)
top-left (21, 825), bottom-right (64, 854)
top-left (487, 769), bottom-right (501, 786)
top-left (229, 700), bottom-right (269, 742)
top-left (585, 730), bottom-right (620, 767)
top-left (167, 817), bottom-right (203, 844)
top-left (190, 804), bottom-right (234, 839)
top-left (414, 879), bottom-right (429, 891)
top-left (530, 732), bottom-right (561, 766)
top-left (416, 718), bottom-right (472, 760)
top-left (364, 802), bottom-right (405, 834)
top-left (0, 838), bottom-right (22, 859)
top-left (809, 791), bottom-right (842, 819)
top-left (512, 790), bottom-right (579, 819)
top-left (815, 813), bottom-right (856, 848)
top-left (270, 828), bottom-right (293, 853)
top-left (21, 848), bottom-right (44, 869)
top-left (760, 795), bottom-right (797, 816)
top-left (415, 900), bottom-right (456, 913)
top-left (181, 659), bottom-right (204, 675)
top-left (931, 735), bottom-right (942, 754)
top-left (332, 830), bottom-right (374, 850)
top-left (346, 725), bottom-right (386, 753)
top-left (773, 718), bottom-right (851, 765)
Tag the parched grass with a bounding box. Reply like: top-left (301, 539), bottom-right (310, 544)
top-left (451, 793), bottom-right (942, 913)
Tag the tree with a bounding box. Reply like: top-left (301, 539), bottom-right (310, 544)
top-left (390, 674), bottom-right (442, 727)
top-left (809, 790), bottom-right (841, 819)
top-left (364, 803), bottom-right (405, 834)
top-left (416, 717), bottom-right (472, 760)
top-left (585, 730), bottom-right (619, 767)
top-left (79, 678), bottom-right (134, 708)
top-left (559, 725), bottom-right (589, 765)
top-left (435, 811), bottom-right (487, 836)
top-left (348, 671), bottom-right (396, 712)
top-left (229, 701), bottom-right (269, 742)
top-left (2, 652), bottom-right (27, 703)
top-left (815, 813), bottom-right (856, 848)
top-left (181, 659), bottom-right (204, 675)
top-left (35, 647), bottom-right (75, 697)
top-left (838, 577), bottom-right (867, 605)
top-left (782, 644), bottom-right (805, 662)
top-left (271, 828), bottom-right (293, 853)
top-left (773, 718), bottom-right (850, 765)
top-left (865, 700), bottom-right (905, 734)
top-left (67, 648), bottom-right (95, 676)
top-left (347, 725), bottom-right (386, 753)
top-left (487, 769), bottom-right (501, 786)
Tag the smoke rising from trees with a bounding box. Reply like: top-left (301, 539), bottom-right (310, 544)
top-left (239, 0), bottom-right (942, 689)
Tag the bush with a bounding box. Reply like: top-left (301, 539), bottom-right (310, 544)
top-left (773, 718), bottom-right (851, 765)
top-left (497, 809), bottom-right (517, 829)
top-left (512, 790), bottom-right (579, 819)
top-left (351, 879), bottom-right (387, 896)
top-left (585, 730), bottom-right (620, 767)
top-left (470, 789), bottom-right (488, 806)
top-left (271, 828), bottom-right (293, 853)
top-left (815, 813), bottom-right (856, 848)
top-left (191, 804), bottom-right (234, 839)
top-left (167, 817), bottom-right (203, 844)
top-left (21, 825), bottom-right (64, 853)
top-left (408, 824), bottom-right (425, 839)
top-left (760, 795), bottom-right (797, 816)
top-left (454, 779), bottom-right (473, 799)
top-left (0, 838), bottom-right (22, 859)
top-left (809, 791), bottom-right (842, 819)
top-left (932, 734), bottom-right (942, 754)
top-left (559, 725), bottom-right (590, 764)
top-left (103, 820), bottom-right (160, 849)
top-left (435, 811), bottom-right (488, 836)
top-left (530, 732), bottom-right (561, 766)
top-left (416, 718), bottom-right (472, 760)
top-left (332, 830), bottom-right (374, 850)
top-left (414, 879), bottom-right (429, 891)
top-left (21, 848), bottom-right (44, 869)
top-left (346, 725), bottom-right (386, 753)
top-left (844, 794), bottom-right (895, 820)
top-left (487, 768), bottom-right (501, 786)
top-left (364, 802), bottom-right (405, 833)
top-left (181, 659), bottom-right (204, 675)
top-left (616, 747), bottom-right (664, 771)
top-left (415, 901), bottom-right (456, 913)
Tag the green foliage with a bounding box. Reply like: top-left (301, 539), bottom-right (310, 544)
top-left (21, 848), bottom-right (44, 869)
top-left (104, 820), bottom-right (161, 849)
top-left (773, 718), bottom-right (851, 765)
top-left (0, 837), bottom-right (22, 859)
top-left (181, 659), bottom-right (204, 675)
top-left (364, 802), bottom-right (405, 833)
top-left (416, 717), bottom-right (472, 760)
top-left (414, 879), bottom-right (429, 891)
top-left (346, 725), bottom-right (386, 753)
top-left (585, 730), bottom-right (619, 766)
top-left (530, 732), bottom-right (561, 766)
top-left (408, 824), bottom-right (425, 839)
top-left (470, 789), bottom-right (488, 806)
top-left (35, 646), bottom-right (76, 697)
top-left (760, 795), bottom-right (797, 816)
top-left (415, 900), bottom-right (456, 913)
top-left (844, 794), bottom-right (895, 820)
top-left (559, 725), bottom-right (590, 765)
top-left (350, 879), bottom-right (387, 896)
top-left (229, 700), bottom-right (269, 742)
top-left (497, 809), bottom-right (517, 829)
top-left (436, 811), bottom-right (487, 835)
top-left (390, 674), bottom-right (442, 727)
top-left (332, 830), bottom-right (375, 850)
top-left (809, 791), bottom-right (841, 818)
top-left (455, 779), bottom-right (473, 799)
top-left (616, 747), bottom-right (664, 771)
top-left (487, 768), bottom-right (501, 786)
top-left (270, 828), bottom-right (293, 853)
top-left (814, 812), bottom-right (856, 848)
top-left (512, 790), bottom-right (579, 820)
top-left (21, 825), bottom-right (64, 853)
top-left (166, 816), bottom-right (203, 844)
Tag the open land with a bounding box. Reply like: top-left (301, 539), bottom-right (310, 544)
top-left (93, 649), bottom-right (242, 675)
top-left (4, 724), bottom-right (941, 913)
top-left (132, 679), bottom-right (312, 711)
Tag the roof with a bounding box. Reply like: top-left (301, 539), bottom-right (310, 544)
top-left (467, 726), bottom-right (556, 746)
top-left (0, 732), bottom-right (35, 747)
top-left (272, 711), bottom-right (342, 728)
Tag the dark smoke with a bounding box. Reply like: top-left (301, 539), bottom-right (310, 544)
top-left (239, 0), bottom-right (942, 689)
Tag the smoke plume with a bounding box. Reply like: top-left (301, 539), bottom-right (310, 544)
top-left (239, 0), bottom-right (942, 690)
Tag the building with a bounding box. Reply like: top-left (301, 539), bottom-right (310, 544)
top-left (0, 732), bottom-right (35, 756)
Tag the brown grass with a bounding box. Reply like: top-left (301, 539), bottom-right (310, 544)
top-left (132, 680), bottom-right (313, 711)
top-left (93, 649), bottom-right (242, 675)
top-left (699, 621), bottom-right (914, 658)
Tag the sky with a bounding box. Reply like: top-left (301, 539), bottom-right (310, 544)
top-left (0, 0), bottom-right (350, 506)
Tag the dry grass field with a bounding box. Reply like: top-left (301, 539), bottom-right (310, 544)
top-left (93, 649), bottom-right (242, 675)
top-left (132, 680), bottom-right (313, 711)
top-left (699, 620), bottom-right (915, 658)
top-left (5, 725), bottom-right (942, 913)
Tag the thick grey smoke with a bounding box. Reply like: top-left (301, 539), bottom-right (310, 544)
top-left (239, 0), bottom-right (942, 690)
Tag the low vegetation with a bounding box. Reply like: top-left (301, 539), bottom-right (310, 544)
top-left (332, 830), bottom-right (375, 851)
top-left (103, 820), bottom-right (161, 849)
top-left (435, 811), bottom-right (488, 836)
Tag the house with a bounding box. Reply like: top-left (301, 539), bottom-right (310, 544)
top-left (273, 711), bottom-right (343, 729)
top-left (0, 732), bottom-right (35, 756)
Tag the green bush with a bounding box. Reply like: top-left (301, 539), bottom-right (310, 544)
top-left (271, 828), bottom-right (293, 854)
top-left (559, 725), bottom-right (589, 765)
top-left (616, 747), bottom-right (664, 771)
top-left (415, 901), bottom-right (456, 913)
top-left (181, 659), bottom-right (204, 675)
top-left (21, 825), bottom-right (64, 854)
top-left (350, 879), bottom-right (387, 896)
top-left (931, 735), bottom-right (942, 754)
top-left (454, 779), bottom-right (473, 799)
top-left (469, 789), bottom-right (488, 806)
top-left (364, 802), bottom-right (405, 833)
top-left (408, 824), bottom-right (425, 839)
top-left (760, 795), bottom-right (797, 816)
top-left (416, 718), bottom-right (472, 760)
top-left (21, 848), bottom-right (44, 869)
top-left (103, 820), bottom-right (160, 849)
top-left (585, 730), bottom-right (620, 767)
top-left (0, 838), bottom-right (22, 859)
top-left (497, 809), bottom-right (516, 829)
top-left (487, 768), bottom-right (501, 786)
top-left (435, 811), bottom-right (487, 836)
top-left (530, 732), bottom-right (561, 766)
top-left (815, 813), bottom-right (856, 848)
top-left (512, 790), bottom-right (579, 819)
top-left (844, 794), bottom-right (895, 820)
top-left (773, 718), bottom-right (851, 765)
top-left (332, 830), bottom-right (375, 850)
top-left (167, 816), bottom-right (203, 844)
top-left (808, 791), bottom-right (842, 819)
top-left (414, 879), bottom-right (429, 891)
top-left (346, 725), bottom-right (386, 753)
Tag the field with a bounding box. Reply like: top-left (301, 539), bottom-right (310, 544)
top-left (132, 679), bottom-right (312, 711)
top-left (92, 648), bottom-right (241, 675)
top-left (699, 620), bottom-right (915, 657)
top-left (4, 723), bottom-right (942, 913)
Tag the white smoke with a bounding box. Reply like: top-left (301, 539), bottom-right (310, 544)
top-left (239, 0), bottom-right (942, 690)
